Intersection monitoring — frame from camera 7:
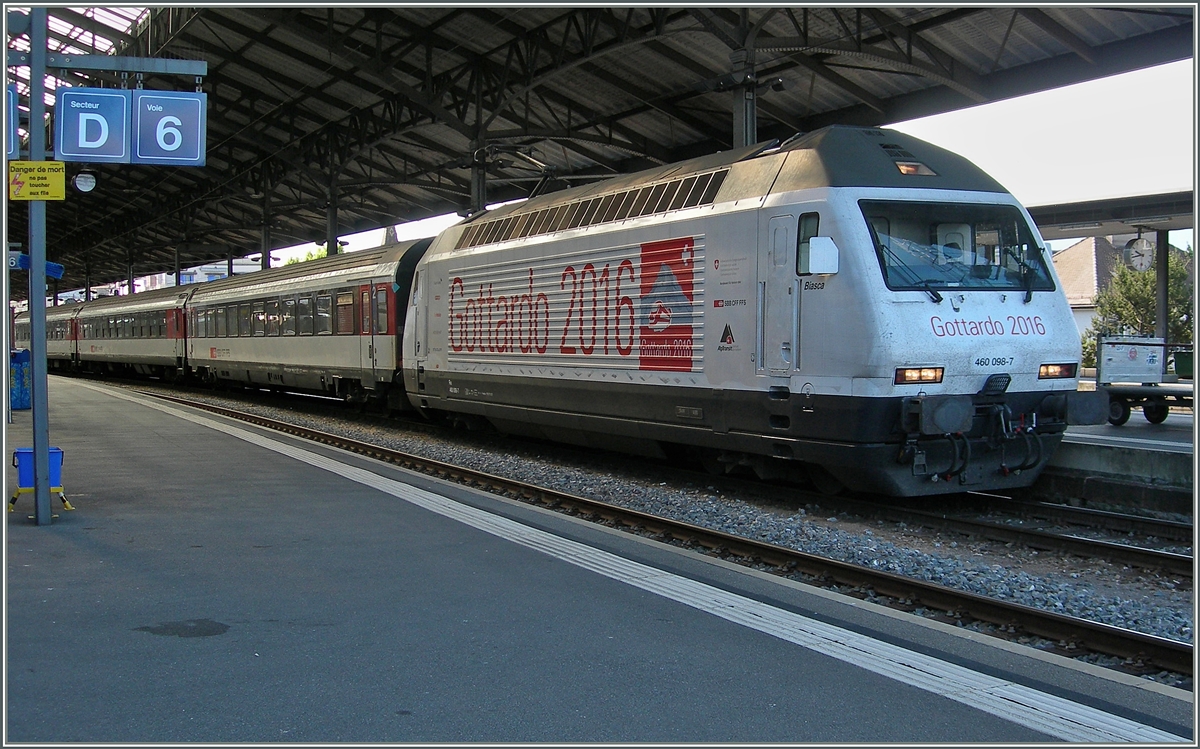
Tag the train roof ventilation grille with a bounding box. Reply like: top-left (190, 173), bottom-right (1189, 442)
top-left (456, 168), bottom-right (729, 250)
top-left (880, 144), bottom-right (915, 159)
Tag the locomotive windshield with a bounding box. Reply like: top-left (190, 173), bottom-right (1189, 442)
top-left (860, 200), bottom-right (1054, 296)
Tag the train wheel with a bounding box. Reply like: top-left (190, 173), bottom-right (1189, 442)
top-left (1143, 399), bottom-right (1169, 424)
top-left (1107, 398), bottom-right (1131, 426)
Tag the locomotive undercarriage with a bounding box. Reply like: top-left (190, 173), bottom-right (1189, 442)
top-left (416, 372), bottom-right (1105, 497)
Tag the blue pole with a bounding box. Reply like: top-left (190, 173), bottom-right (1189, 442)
top-left (28, 7), bottom-right (52, 525)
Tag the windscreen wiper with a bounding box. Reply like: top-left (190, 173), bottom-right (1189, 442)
top-left (919, 280), bottom-right (944, 303)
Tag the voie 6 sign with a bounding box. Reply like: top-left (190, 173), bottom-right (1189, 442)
top-left (54, 87), bottom-right (206, 166)
top-left (132, 90), bottom-right (206, 166)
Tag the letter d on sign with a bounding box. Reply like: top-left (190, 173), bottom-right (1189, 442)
top-left (77, 113), bottom-right (109, 148)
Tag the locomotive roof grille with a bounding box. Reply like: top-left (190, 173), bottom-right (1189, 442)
top-left (455, 168), bottom-right (729, 250)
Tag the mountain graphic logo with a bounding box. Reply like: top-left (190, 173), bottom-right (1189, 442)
top-left (641, 261), bottom-right (689, 332)
top-left (720, 324), bottom-right (735, 344)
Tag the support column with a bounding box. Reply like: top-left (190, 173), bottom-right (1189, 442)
top-left (470, 79), bottom-right (487, 214)
top-left (470, 139), bottom-right (487, 214)
top-left (730, 49), bottom-right (757, 148)
top-left (27, 7), bottom-right (51, 523)
top-left (127, 262), bottom-right (135, 296)
top-left (52, 280), bottom-right (58, 305)
top-left (326, 137), bottom-right (340, 256)
top-left (227, 249), bottom-right (234, 278)
top-left (1155, 229), bottom-right (1170, 372)
top-left (174, 247), bottom-right (181, 286)
top-left (261, 192), bottom-right (273, 269)
top-left (84, 262), bottom-right (92, 301)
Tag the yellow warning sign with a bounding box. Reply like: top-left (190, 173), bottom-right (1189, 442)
top-left (8, 160), bottom-right (65, 200)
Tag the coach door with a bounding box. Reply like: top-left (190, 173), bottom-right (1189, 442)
top-left (758, 214), bottom-right (798, 375)
top-left (359, 285), bottom-right (377, 387)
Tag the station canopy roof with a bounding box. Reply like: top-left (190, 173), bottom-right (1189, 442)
top-left (5, 6), bottom-right (1195, 295)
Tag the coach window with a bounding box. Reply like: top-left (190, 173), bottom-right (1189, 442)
top-left (195, 308), bottom-right (206, 339)
top-left (316, 294), bottom-right (334, 334)
top-left (795, 213), bottom-right (820, 275)
top-left (281, 298), bottom-right (297, 336)
top-left (266, 298), bottom-right (282, 336)
top-left (214, 306), bottom-right (227, 337)
top-left (238, 303), bottom-right (251, 336)
top-left (252, 302), bottom-right (266, 336)
top-left (360, 290), bottom-right (372, 333)
top-left (205, 309), bottom-right (216, 338)
top-left (374, 289), bottom-right (388, 334)
top-left (297, 295), bottom-right (314, 335)
top-left (335, 291), bottom-right (355, 334)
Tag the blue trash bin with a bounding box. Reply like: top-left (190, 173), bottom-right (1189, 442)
top-left (10, 447), bottom-right (72, 513)
top-left (10, 349), bottom-right (31, 410)
top-left (13, 447), bottom-right (64, 489)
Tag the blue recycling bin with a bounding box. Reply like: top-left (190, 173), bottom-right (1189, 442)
top-left (9, 349), bottom-right (30, 410)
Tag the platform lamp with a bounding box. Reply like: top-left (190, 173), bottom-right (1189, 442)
top-left (72, 168), bottom-right (98, 193)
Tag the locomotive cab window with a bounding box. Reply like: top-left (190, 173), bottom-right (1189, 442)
top-left (795, 212), bottom-right (820, 275)
top-left (860, 200), bottom-right (1054, 294)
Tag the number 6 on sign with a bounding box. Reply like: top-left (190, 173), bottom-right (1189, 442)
top-left (157, 116), bottom-right (183, 151)
top-left (131, 90), bottom-right (206, 166)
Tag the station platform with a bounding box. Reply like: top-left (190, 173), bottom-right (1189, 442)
top-left (5, 378), bottom-right (1193, 743)
top-left (1043, 411), bottom-right (1194, 513)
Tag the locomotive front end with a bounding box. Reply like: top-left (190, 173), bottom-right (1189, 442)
top-left (854, 196), bottom-right (1107, 494)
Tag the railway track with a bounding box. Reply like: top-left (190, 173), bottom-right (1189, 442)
top-left (137, 387), bottom-right (1194, 677)
top-left (128, 378), bottom-right (1195, 577)
top-left (795, 493), bottom-right (1194, 579)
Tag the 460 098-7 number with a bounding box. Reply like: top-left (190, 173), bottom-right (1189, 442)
top-left (974, 356), bottom-right (1014, 367)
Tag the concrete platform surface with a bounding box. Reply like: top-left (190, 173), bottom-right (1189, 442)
top-left (4, 378), bottom-right (1193, 743)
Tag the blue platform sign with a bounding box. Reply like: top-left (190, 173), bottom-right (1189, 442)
top-left (55, 87), bottom-right (132, 163)
top-left (132, 90), bottom-right (206, 166)
top-left (6, 84), bottom-right (17, 160)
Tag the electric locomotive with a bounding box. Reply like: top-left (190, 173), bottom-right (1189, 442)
top-left (401, 126), bottom-right (1106, 496)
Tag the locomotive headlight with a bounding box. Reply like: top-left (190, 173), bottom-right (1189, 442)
top-left (894, 367), bottom-right (944, 384)
top-left (1038, 363), bottom-right (1078, 379)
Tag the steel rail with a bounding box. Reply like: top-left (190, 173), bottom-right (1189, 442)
top-left (819, 496), bottom-right (1194, 579)
top-left (970, 494), bottom-right (1194, 542)
top-left (138, 389), bottom-right (1194, 676)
